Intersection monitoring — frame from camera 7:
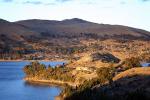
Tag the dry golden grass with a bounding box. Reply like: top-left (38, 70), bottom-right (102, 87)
top-left (113, 67), bottom-right (150, 81)
top-left (68, 51), bottom-right (120, 68)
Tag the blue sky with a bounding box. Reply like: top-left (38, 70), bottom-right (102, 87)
top-left (0, 0), bottom-right (150, 31)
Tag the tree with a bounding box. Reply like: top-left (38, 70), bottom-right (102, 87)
top-left (124, 57), bottom-right (141, 70)
top-left (96, 67), bottom-right (114, 84)
top-left (23, 61), bottom-right (46, 77)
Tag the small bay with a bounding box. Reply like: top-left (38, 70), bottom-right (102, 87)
top-left (0, 61), bottom-right (63, 100)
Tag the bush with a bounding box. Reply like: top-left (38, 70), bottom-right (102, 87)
top-left (63, 78), bottom-right (102, 100)
top-left (96, 67), bottom-right (114, 84)
top-left (78, 78), bottom-right (100, 92)
top-left (124, 57), bottom-right (141, 70)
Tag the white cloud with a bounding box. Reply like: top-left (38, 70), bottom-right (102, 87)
top-left (0, 0), bottom-right (150, 31)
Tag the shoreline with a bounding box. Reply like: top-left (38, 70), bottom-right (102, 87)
top-left (24, 77), bottom-right (75, 100)
top-left (0, 59), bottom-right (67, 62)
top-left (24, 77), bottom-right (78, 88)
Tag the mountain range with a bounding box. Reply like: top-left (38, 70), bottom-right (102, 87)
top-left (0, 18), bottom-right (150, 51)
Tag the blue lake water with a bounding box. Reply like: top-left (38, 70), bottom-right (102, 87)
top-left (0, 61), bottom-right (63, 100)
top-left (141, 62), bottom-right (150, 67)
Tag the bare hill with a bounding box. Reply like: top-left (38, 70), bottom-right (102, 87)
top-left (16, 18), bottom-right (150, 40)
top-left (0, 19), bottom-right (40, 41)
top-left (0, 19), bottom-right (41, 51)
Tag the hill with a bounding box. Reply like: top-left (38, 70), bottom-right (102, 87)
top-left (103, 67), bottom-right (150, 99)
top-left (0, 19), bottom-right (40, 52)
top-left (0, 18), bottom-right (150, 60)
top-left (63, 67), bottom-right (150, 100)
top-left (16, 18), bottom-right (150, 40)
top-left (0, 19), bottom-right (40, 41)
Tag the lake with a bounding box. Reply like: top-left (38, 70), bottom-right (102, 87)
top-left (141, 62), bottom-right (150, 67)
top-left (0, 61), bottom-right (64, 100)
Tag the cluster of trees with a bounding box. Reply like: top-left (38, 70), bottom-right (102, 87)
top-left (43, 65), bottom-right (75, 82)
top-left (96, 67), bottom-right (114, 84)
top-left (123, 57), bottom-right (142, 70)
top-left (62, 66), bottom-right (115, 99)
top-left (0, 52), bottom-right (23, 60)
top-left (54, 46), bottom-right (86, 55)
top-left (63, 78), bottom-right (101, 100)
top-left (0, 48), bottom-right (40, 60)
top-left (23, 61), bottom-right (46, 77)
top-left (23, 61), bottom-right (75, 82)
top-left (41, 32), bottom-right (99, 39)
top-left (140, 53), bottom-right (150, 62)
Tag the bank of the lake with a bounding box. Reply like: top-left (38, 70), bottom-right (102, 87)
top-left (24, 77), bottom-right (79, 87)
top-left (0, 59), bottom-right (67, 62)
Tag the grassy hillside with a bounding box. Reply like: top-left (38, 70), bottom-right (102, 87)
top-left (0, 18), bottom-right (150, 61)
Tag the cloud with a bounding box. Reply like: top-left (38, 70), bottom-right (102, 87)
top-left (119, 0), bottom-right (150, 5)
top-left (120, 1), bottom-right (126, 5)
top-left (55, 0), bottom-right (72, 3)
top-left (141, 0), bottom-right (150, 2)
top-left (44, 3), bottom-right (56, 5)
top-left (23, 1), bottom-right (43, 5)
top-left (1, 0), bottom-right (150, 6)
top-left (2, 0), bottom-right (13, 2)
top-left (22, 1), bottom-right (56, 5)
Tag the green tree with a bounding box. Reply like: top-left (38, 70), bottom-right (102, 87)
top-left (23, 61), bottom-right (46, 77)
top-left (124, 57), bottom-right (141, 70)
top-left (96, 67), bottom-right (114, 84)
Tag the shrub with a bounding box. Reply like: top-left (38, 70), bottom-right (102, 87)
top-left (63, 78), bottom-right (101, 100)
top-left (76, 78), bottom-right (99, 92)
top-left (96, 67), bottom-right (114, 84)
top-left (124, 57), bottom-right (141, 70)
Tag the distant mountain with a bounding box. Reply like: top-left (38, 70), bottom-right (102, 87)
top-left (0, 19), bottom-right (41, 51)
top-left (0, 18), bottom-right (150, 51)
top-left (0, 19), bottom-right (40, 41)
top-left (16, 18), bottom-right (150, 39)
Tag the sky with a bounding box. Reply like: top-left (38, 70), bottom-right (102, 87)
top-left (0, 0), bottom-right (150, 31)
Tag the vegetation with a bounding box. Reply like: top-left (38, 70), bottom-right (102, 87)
top-left (62, 66), bottom-right (115, 99)
top-left (96, 67), bottom-right (115, 84)
top-left (0, 52), bottom-right (23, 60)
top-left (62, 78), bottom-right (101, 100)
top-left (139, 53), bottom-right (150, 62)
top-left (63, 84), bottom-right (150, 100)
top-left (23, 57), bottom-right (148, 100)
top-left (63, 74), bottom-right (150, 100)
top-left (62, 60), bottom-right (147, 100)
top-left (123, 57), bottom-right (142, 70)
top-left (23, 61), bottom-right (75, 82)
top-left (23, 61), bottom-right (46, 77)
top-left (54, 46), bottom-right (87, 55)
